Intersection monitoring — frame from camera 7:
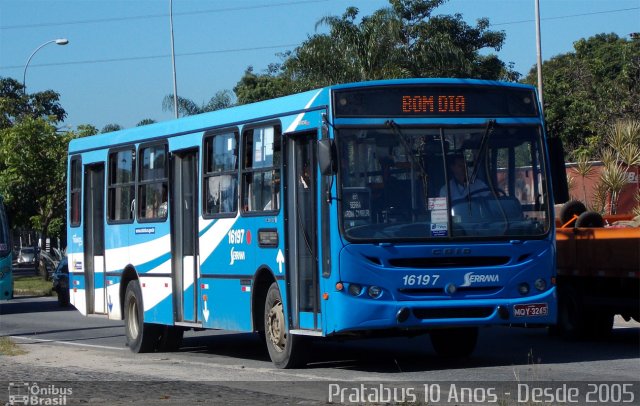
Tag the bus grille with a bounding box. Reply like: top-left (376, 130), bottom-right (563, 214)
top-left (388, 256), bottom-right (510, 268)
top-left (399, 286), bottom-right (501, 296)
top-left (412, 307), bottom-right (494, 319)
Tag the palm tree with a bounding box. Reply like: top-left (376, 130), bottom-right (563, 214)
top-left (601, 119), bottom-right (640, 213)
top-left (572, 152), bottom-right (594, 207)
top-left (614, 120), bottom-right (640, 197)
top-left (101, 123), bottom-right (122, 133)
top-left (292, 7), bottom-right (406, 86)
top-left (600, 162), bottom-right (628, 214)
top-left (162, 90), bottom-right (234, 117)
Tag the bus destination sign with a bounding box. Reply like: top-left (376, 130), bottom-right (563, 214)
top-left (333, 85), bottom-right (538, 118)
top-left (402, 95), bottom-right (466, 114)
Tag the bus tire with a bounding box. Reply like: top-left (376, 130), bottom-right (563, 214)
top-left (559, 200), bottom-right (586, 225)
top-left (430, 327), bottom-right (478, 358)
top-left (575, 211), bottom-right (604, 228)
top-left (157, 326), bottom-right (184, 352)
top-left (264, 282), bottom-right (308, 368)
top-left (124, 280), bottom-right (160, 353)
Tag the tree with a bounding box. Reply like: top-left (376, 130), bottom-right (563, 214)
top-left (237, 0), bottom-right (517, 103)
top-left (76, 124), bottom-right (99, 137)
top-left (137, 119), bottom-right (156, 126)
top-left (0, 117), bottom-right (70, 242)
top-left (101, 123), bottom-right (122, 133)
top-left (390, 0), bottom-right (517, 80)
top-left (523, 34), bottom-right (640, 156)
top-left (0, 77), bottom-right (66, 130)
top-left (234, 66), bottom-right (296, 105)
top-left (162, 89), bottom-right (235, 116)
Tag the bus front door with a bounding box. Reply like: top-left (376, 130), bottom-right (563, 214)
top-left (83, 164), bottom-right (106, 314)
top-left (285, 133), bottom-right (320, 332)
top-left (170, 150), bottom-right (200, 324)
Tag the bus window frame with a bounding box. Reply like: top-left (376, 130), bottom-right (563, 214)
top-left (106, 146), bottom-right (136, 225)
top-left (137, 141), bottom-right (169, 223)
top-left (69, 155), bottom-right (83, 228)
top-left (240, 121), bottom-right (282, 217)
top-left (202, 127), bottom-right (240, 220)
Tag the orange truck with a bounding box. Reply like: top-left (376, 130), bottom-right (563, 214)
top-left (554, 203), bottom-right (640, 337)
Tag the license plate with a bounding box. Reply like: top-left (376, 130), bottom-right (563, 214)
top-left (513, 303), bottom-right (549, 317)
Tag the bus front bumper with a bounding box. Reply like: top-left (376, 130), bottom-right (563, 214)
top-left (326, 287), bottom-right (556, 334)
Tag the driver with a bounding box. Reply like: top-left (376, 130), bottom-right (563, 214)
top-left (440, 153), bottom-right (490, 200)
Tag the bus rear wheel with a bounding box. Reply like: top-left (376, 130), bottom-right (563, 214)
top-left (264, 282), bottom-right (308, 368)
top-left (430, 327), bottom-right (478, 358)
top-left (124, 280), bottom-right (160, 353)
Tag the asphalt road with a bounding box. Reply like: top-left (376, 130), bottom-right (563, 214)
top-left (1, 296), bottom-right (639, 405)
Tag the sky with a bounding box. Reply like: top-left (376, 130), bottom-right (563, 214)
top-left (0, 0), bottom-right (639, 131)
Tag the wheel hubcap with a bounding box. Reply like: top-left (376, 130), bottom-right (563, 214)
top-left (127, 298), bottom-right (139, 339)
top-left (267, 300), bottom-right (286, 352)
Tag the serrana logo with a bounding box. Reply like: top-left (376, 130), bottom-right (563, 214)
top-left (229, 247), bottom-right (246, 265)
top-left (461, 272), bottom-right (499, 287)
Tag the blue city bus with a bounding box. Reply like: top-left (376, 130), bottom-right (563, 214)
top-left (67, 79), bottom-right (564, 368)
top-left (0, 195), bottom-right (13, 300)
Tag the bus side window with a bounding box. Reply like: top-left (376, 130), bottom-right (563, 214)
top-left (204, 130), bottom-right (239, 216)
top-left (69, 156), bottom-right (82, 227)
top-left (242, 125), bottom-right (281, 213)
top-left (138, 144), bottom-right (168, 221)
top-left (107, 148), bottom-right (135, 222)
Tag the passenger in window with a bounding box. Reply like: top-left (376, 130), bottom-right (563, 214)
top-left (158, 185), bottom-right (168, 218)
top-left (440, 153), bottom-right (490, 201)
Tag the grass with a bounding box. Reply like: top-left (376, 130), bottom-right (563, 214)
top-left (13, 275), bottom-right (53, 297)
top-left (0, 337), bottom-right (27, 356)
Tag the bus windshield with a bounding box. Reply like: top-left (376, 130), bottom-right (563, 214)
top-left (337, 125), bottom-right (550, 241)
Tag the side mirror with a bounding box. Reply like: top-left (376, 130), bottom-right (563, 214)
top-left (548, 137), bottom-right (569, 204)
top-left (317, 138), bottom-right (336, 176)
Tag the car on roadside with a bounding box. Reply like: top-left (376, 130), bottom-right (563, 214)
top-left (51, 256), bottom-right (69, 307)
top-left (39, 250), bottom-right (60, 281)
top-left (16, 247), bottom-right (38, 271)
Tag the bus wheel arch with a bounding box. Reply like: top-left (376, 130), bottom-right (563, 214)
top-left (119, 265), bottom-right (139, 319)
top-left (251, 267), bottom-right (276, 334)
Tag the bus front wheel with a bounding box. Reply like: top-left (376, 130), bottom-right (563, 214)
top-left (124, 280), bottom-right (160, 353)
top-left (430, 327), bottom-right (478, 358)
top-left (264, 282), bottom-right (308, 368)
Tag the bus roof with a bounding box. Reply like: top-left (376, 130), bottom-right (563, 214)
top-left (68, 78), bottom-right (535, 155)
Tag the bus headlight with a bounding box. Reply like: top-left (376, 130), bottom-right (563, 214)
top-left (348, 284), bottom-right (363, 296)
top-left (534, 278), bottom-right (547, 291)
top-left (518, 283), bottom-right (530, 295)
top-left (368, 286), bottom-right (382, 298)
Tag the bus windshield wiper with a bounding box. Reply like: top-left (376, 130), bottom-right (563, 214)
top-left (385, 120), bottom-right (428, 219)
top-left (469, 119), bottom-right (496, 185)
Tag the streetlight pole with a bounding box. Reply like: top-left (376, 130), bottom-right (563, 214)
top-left (23, 38), bottom-right (69, 91)
top-left (170, 0), bottom-right (179, 119)
top-left (534, 0), bottom-right (544, 114)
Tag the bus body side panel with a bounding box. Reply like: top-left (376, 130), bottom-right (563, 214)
top-left (0, 197), bottom-right (13, 300)
top-left (0, 255), bottom-right (11, 300)
top-left (124, 222), bottom-right (173, 324)
top-left (198, 215), bottom-right (255, 331)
